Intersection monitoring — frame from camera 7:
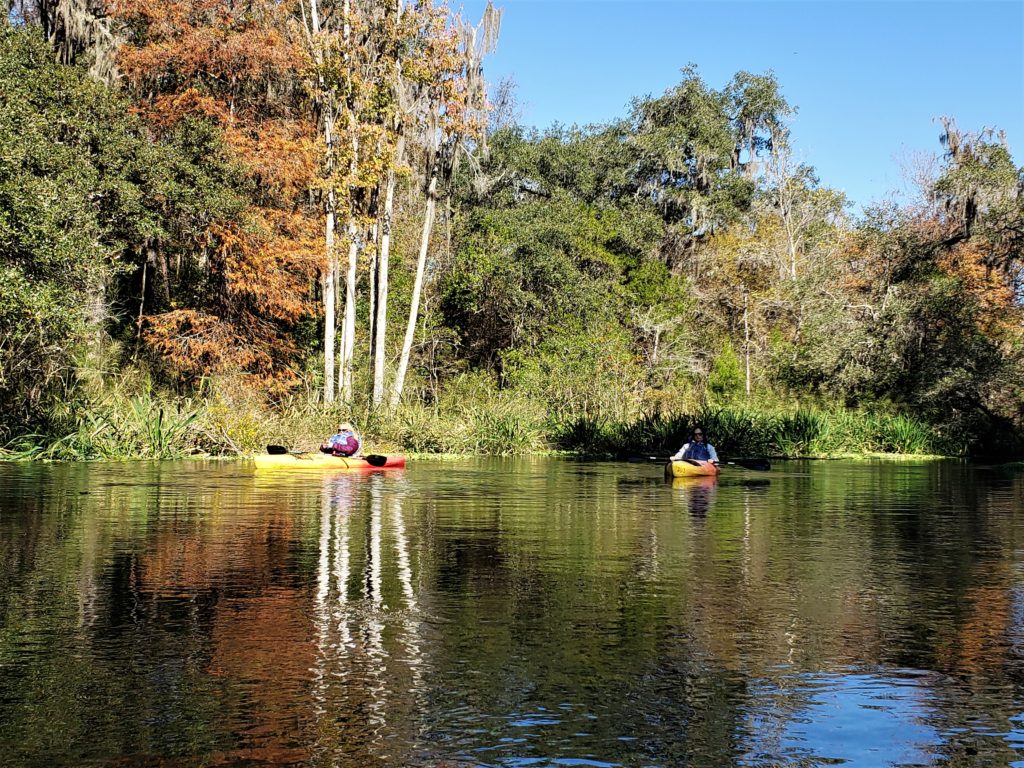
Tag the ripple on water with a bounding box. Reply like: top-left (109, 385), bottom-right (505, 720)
top-left (0, 458), bottom-right (1023, 767)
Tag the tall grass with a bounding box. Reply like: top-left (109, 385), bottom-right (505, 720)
top-left (2, 371), bottom-right (950, 461)
top-left (369, 385), bottom-right (548, 455)
top-left (190, 372), bottom-right (548, 457)
top-left (6, 392), bottom-right (203, 460)
top-left (551, 405), bottom-right (950, 458)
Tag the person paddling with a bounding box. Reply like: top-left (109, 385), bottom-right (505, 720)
top-left (320, 422), bottom-right (362, 457)
top-left (670, 427), bottom-right (719, 464)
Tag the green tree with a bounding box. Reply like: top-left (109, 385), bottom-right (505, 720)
top-left (0, 26), bottom-right (245, 435)
top-left (708, 338), bottom-right (744, 402)
top-left (0, 26), bottom-right (143, 431)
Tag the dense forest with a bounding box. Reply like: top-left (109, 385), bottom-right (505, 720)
top-left (2, 0), bottom-right (1022, 459)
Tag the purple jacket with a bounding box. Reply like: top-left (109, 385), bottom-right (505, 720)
top-left (324, 430), bottom-right (360, 457)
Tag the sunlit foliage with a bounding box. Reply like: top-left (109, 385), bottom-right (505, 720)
top-left (1, 9), bottom-right (1021, 456)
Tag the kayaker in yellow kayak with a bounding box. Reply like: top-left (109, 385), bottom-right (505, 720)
top-left (670, 427), bottom-right (719, 465)
top-left (319, 422), bottom-right (362, 457)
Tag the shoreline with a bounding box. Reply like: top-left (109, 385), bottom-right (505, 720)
top-left (0, 449), bottom-right (969, 464)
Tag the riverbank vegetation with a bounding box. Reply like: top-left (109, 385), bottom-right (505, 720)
top-left (2, 5), bottom-right (1022, 460)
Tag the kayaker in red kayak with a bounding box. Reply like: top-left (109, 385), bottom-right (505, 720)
top-left (320, 422), bottom-right (362, 457)
top-left (670, 427), bottom-right (719, 464)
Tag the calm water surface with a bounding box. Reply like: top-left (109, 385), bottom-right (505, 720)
top-left (1, 458), bottom-right (1022, 767)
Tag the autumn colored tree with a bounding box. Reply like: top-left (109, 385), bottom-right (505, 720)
top-left (110, 0), bottom-right (320, 392)
top-left (769, 123), bottom-right (1024, 452)
top-left (0, 24), bottom-right (265, 433)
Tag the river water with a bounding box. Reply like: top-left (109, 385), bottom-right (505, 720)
top-left (1, 458), bottom-right (1022, 767)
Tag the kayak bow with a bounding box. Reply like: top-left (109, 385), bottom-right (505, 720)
top-left (253, 452), bottom-right (406, 471)
top-left (665, 459), bottom-right (721, 478)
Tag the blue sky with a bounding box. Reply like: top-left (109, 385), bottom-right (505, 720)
top-left (460, 0), bottom-right (1024, 212)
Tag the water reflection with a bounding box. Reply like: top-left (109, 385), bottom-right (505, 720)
top-left (671, 475), bottom-right (718, 517)
top-left (0, 459), bottom-right (1022, 766)
top-left (308, 471), bottom-right (428, 767)
top-left (741, 670), bottom-right (943, 766)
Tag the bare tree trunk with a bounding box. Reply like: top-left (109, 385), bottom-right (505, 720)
top-left (373, 133), bottom-right (403, 408)
top-left (367, 221), bottom-right (377, 364)
top-left (324, 198), bottom-right (337, 404)
top-left (384, 1), bottom-right (499, 408)
top-left (786, 219), bottom-right (797, 280)
top-left (337, 0), bottom-right (358, 402)
top-left (339, 227), bottom-right (357, 400)
top-left (305, 0), bottom-right (339, 405)
top-left (323, 111), bottom-right (338, 404)
top-left (390, 171), bottom-right (436, 408)
top-left (743, 290), bottom-right (751, 398)
top-left (768, 144), bottom-right (801, 281)
top-left (135, 260), bottom-right (147, 343)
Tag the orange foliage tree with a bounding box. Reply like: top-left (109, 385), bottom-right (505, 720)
top-left (111, 0), bottom-right (321, 392)
top-left (102, 0), bottom-right (499, 408)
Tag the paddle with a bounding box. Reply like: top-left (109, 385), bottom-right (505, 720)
top-left (641, 455), bottom-right (771, 471)
top-left (266, 445), bottom-right (389, 467)
top-left (267, 444), bottom-right (301, 455)
top-left (725, 458), bottom-right (771, 471)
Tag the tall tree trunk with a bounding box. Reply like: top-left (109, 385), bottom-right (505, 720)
top-left (323, 107), bottom-right (338, 404)
top-left (373, 133), bottom-right (403, 408)
top-left (339, 227), bottom-right (357, 400)
top-left (337, 0), bottom-right (357, 402)
top-left (390, 170), bottom-right (436, 408)
top-left (324, 195), bottom-right (337, 404)
top-left (307, 0), bottom-right (338, 405)
top-left (135, 260), bottom-right (147, 343)
top-left (785, 213), bottom-right (798, 280)
top-left (367, 222), bottom-right (377, 364)
top-left (743, 289), bottom-right (751, 397)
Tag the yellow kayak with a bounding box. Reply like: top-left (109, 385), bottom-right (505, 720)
top-left (665, 459), bottom-right (720, 478)
top-left (253, 453), bottom-right (406, 471)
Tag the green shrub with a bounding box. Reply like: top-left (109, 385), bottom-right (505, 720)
top-left (552, 404), bottom-right (947, 458)
top-left (708, 340), bottom-right (745, 402)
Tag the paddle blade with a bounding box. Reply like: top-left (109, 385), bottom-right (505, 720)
top-left (365, 454), bottom-right (388, 467)
top-left (731, 458), bottom-right (771, 471)
top-left (266, 445), bottom-right (289, 455)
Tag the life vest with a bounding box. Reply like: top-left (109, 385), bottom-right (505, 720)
top-left (683, 441), bottom-right (712, 461)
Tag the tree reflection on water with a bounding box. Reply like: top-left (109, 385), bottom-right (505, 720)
top-left (0, 459), bottom-right (1022, 766)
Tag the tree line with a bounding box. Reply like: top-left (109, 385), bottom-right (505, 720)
top-left (1, 1), bottom-right (1022, 456)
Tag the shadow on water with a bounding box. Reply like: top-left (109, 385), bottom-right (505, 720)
top-left (0, 458), bottom-right (1022, 766)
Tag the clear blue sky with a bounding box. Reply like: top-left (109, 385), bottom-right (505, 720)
top-left (461, 0), bottom-right (1024, 212)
